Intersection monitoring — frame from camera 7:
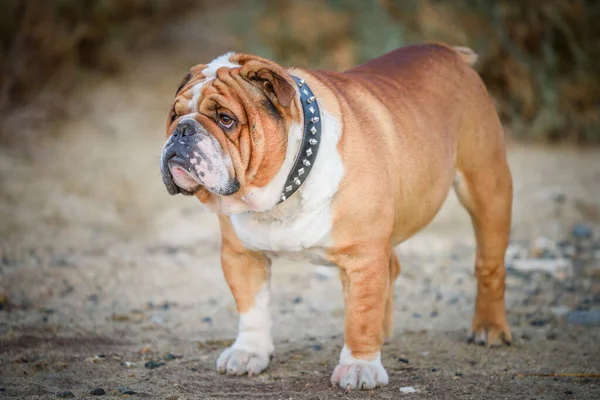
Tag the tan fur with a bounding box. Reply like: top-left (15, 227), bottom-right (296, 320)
top-left (167, 43), bottom-right (512, 367)
top-left (293, 44), bottom-right (512, 358)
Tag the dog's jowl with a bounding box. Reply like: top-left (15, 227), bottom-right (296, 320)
top-left (160, 44), bottom-right (512, 390)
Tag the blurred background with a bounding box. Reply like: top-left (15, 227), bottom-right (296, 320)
top-left (0, 1), bottom-right (599, 398)
top-left (1, 0), bottom-right (599, 142)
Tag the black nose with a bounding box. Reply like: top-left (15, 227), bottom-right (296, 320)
top-left (172, 120), bottom-right (196, 139)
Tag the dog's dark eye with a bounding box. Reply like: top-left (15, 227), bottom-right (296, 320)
top-left (219, 114), bottom-right (234, 129)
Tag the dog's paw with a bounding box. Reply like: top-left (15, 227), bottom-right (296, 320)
top-left (216, 347), bottom-right (271, 376)
top-left (467, 320), bottom-right (512, 347)
top-left (331, 363), bottom-right (389, 390)
top-left (330, 346), bottom-right (388, 390)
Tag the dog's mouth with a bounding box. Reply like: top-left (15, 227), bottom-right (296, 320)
top-left (161, 142), bottom-right (240, 197)
top-left (163, 155), bottom-right (200, 196)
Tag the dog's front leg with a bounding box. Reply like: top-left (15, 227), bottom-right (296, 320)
top-left (216, 216), bottom-right (273, 376)
top-left (331, 247), bottom-right (390, 390)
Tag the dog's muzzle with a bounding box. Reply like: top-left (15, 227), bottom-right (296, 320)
top-left (160, 119), bottom-right (239, 196)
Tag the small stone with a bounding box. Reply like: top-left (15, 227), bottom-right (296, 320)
top-left (85, 355), bottom-right (106, 363)
top-left (56, 392), bottom-right (75, 398)
top-left (571, 224), bottom-right (593, 239)
top-left (431, 368), bottom-right (438, 372)
top-left (90, 388), bottom-right (105, 395)
top-left (550, 306), bottom-right (571, 317)
top-left (398, 357), bottom-right (409, 364)
top-left (400, 386), bottom-right (417, 393)
top-left (567, 310), bottom-right (600, 326)
top-left (310, 344), bottom-right (322, 351)
top-left (118, 387), bottom-right (136, 395)
top-left (144, 360), bottom-right (165, 369)
top-left (292, 296), bottom-right (303, 304)
top-left (430, 310), bottom-right (439, 318)
top-left (121, 361), bottom-right (136, 368)
top-left (412, 312), bottom-right (422, 319)
top-left (201, 316), bottom-right (212, 323)
top-left (455, 372), bottom-right (463, 377)
top-left (529, 319), bottom-right (548, 327)
top-left (420, 351), bottom-right (429, 357)
top-left (163, 353), bottom-right (181, 361)
top-left (149, 315), bottom-right (165, 325)
top-left (546, 332), bottom-right (558, 341)
top-left (564, 390), bottom-right (574, 395)
top-left (167, 396), bottom-right (180, 400)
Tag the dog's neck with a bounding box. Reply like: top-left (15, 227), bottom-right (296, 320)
top-left (277, 76), bottom-right (322, 204)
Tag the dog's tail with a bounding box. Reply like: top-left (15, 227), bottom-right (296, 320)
top-left (452, 46), bottom-right (479, 66)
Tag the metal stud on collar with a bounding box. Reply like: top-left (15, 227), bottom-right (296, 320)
top-left (276, 75), bottom-right (322, 204)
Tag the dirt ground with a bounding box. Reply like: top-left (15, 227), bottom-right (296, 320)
top-left (1, 13), bottom-right (599, 400)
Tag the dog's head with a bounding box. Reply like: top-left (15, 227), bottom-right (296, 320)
top-left (160, 53), bottom-right (302, 214)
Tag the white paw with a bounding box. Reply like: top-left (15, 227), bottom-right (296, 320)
top-left (331, 346), bottom-right (389, 390)
top-left (216, 347), bottom-right (271, 376)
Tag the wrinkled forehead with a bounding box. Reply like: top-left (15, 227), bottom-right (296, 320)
top-left (175, 52), bottom-right (241, 109)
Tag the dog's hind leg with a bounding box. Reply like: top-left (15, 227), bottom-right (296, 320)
top-left (453, 85), bottom-right (513, 346)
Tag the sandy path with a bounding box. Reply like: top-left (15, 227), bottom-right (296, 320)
top-left (1, 14), bottom-right (599, 399)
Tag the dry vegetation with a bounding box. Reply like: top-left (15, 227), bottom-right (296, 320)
top-left (1, 0), bottom-right (599, 142)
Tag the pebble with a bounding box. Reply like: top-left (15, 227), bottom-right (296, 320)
top-left (201, 316), bottom-right (213, 323)
top-left (90, 388), bottom-right (105, 395)
top-left (400, 386), bottom-right (418, 393)
top-left (121, 361), bottom-right (136, 368)
top-left (310, 344), bottom-right (322, 351)
top-left (571, 224), bottom-right (593, 239)
top-left (430, 310), bottom-right (439, 318)
top-left (149, 315), bottom-right (165, 325)
top-left (163, 353), bottom-right (181, 361)
top-left (510, 258), bottom-right (572, 278)
top-left (531, 237), bottom-right (559, 258)
top-left (398, 357), bottom-right (409, 364)
top-left (118, 387), bottom-right (137, 395)
top-left (56, 392), bottom-right (75, 398)
top-left (144, 360), bottom-right (165, 369)
top-left (292, 296), bottom-right (303, 304)
top-left (529, 318), bottom-right (548, 327)
top-left (412, 312), bottom-right (422, 319)
top-left (550, 306), bottom-right (571, 317)
top-left (567, 310), bottom-right (600, 326)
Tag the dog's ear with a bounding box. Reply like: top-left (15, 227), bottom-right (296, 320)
top-left (235, 55), bottom-right (296, 107)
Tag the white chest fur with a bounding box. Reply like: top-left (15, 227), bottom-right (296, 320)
top-left (230, 109), bottom-right (344, 263)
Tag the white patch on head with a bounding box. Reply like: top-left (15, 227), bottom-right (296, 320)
top-left (187, 52), bottom-right (240, 110)
top-left (202, 52), bottom-right (239, 78)
top-left (230, 107), bottom-right (344, 261)
top-left (331, 345), bottom-right (389, 390)
top-left (216, 285), bottom-right (273, 376)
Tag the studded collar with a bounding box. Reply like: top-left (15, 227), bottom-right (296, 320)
top-left (277, 76), bottom-right (322, 204)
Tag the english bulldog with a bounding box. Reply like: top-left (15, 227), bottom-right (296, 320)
top-left (160, 44), bottom-right (513, 390)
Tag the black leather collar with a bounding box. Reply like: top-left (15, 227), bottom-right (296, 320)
top-left (277, 76), bottom-right (322, 204)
